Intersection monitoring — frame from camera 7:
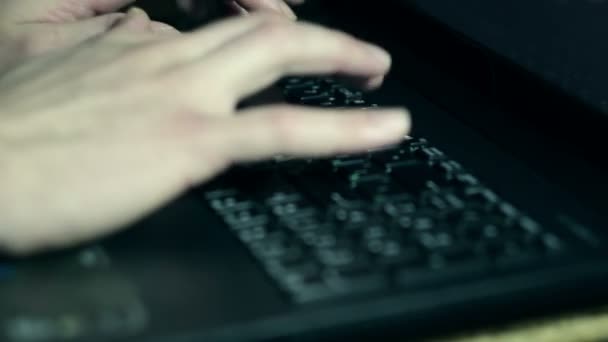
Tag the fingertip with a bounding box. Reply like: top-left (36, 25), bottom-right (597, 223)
top-left (125, 6), bottom-right (148, 19)
top-left (363, 108), bottom-right (411, 145)
top-left (364, 43), bottom-right (392, 71)
top-left (363, 75), bottom-right (385, 90)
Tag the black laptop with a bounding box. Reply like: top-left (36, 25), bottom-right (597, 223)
top-left (2, 1), bottom-right (608, 341)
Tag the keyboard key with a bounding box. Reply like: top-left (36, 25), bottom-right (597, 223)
top-left (367, 240), bottom-right (425, 266)
top-left (299, 228), bottom-right (339, 249)
top-left (391, 165), bottom-right (444, 193)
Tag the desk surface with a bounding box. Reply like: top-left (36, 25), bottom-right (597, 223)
top-left (435, 308), bottom-right (608, 342)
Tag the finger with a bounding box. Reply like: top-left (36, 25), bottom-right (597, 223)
top-left (56, 12), bottom-right (126, 45)
top-left (110, 7), bottom-right (152, 33)
top-left (85, 0), bottom-right (138, 14)
top-left (236, 0), bottom-right (297, 19)
top-left (158, 14), bottom-right (288, 64)
top-left (108, 8), bottom-right (179, 40)
top-left (195, 21), bottom-right (392, 102)
top-left (208, 105), bottom-right (410, 162)
top-left (5, 0), bottom-right (135, 23)
top-left (337, 74), bottom-right (386, 91)
top-left (22, 13), bottom-right (124, 54)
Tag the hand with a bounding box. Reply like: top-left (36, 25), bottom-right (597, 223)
top-left (0, 11), bottom-right (409, 256)
top-left (0, 0), bottom-right (177, 68)
top-left (177, 0), bottom-right (302, 20)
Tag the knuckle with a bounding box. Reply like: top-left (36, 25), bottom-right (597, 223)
top-left (325, 29), bottom-right (357, 58)
top-left (109, 43), bottom-right (159, 72)
top-left (253, 19), bottom-right (294, 46)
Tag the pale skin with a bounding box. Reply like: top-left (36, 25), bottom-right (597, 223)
top-left (0, 1), bottom-right (410, 256)
top-left (177, 0), bottom-right (304, 19)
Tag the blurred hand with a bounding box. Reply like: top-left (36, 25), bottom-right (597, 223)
top-left (177, 0), bottom-right (303, 20)
top-left (0, 11), bottom-right (409, 256)
top-left (0, 0), bottom-right (177, 68)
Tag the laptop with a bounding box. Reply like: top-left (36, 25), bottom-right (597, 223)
top-left (2, 1), bottom-right (608, 341)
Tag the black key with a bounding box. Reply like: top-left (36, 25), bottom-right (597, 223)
top-left (380, 195), bottom-right (418, 217)
top-left (418, 231), bottom-right (454, 250)
top-left (299, 228), bottom-right (339, 249)
top-left (334, 87), bottom-right (363, 102)
top-left (250, 234), bottom-right (305, 263)
top-left (452, 173), bottom-right (480, 187)
top-left (331, 206), bottom-right (374, 231)
top-left (370, 147), bottom-right (415, 166)
top-left (434, 161), bottom-right (463, 181)
top-left (237, 224), bottom-right (271, 243)
top-left (208, 195), bottom-right (255, 213)
top-left (343, 98), bottom-right (369, 107)
top-left (463, 186), bottom-right (500, 209)
top-left (384, 160), bottom-right (422, 173)
top-left (367, 239), bottom-right (425, 267)
top-left (270, 201), bottom-right (308, 218)
top-left (281, 209), bottom-right (324, 232)
top-left (541, 233), bottom-right (564, 253)
top-left (333, 159), bottom-right (373, 174)
top-left (264, 189), bottom-right (303, 204)
top-left (342, 164), bottom-right (385, 182)
top-left (300, 93), bottom-right (336, 105)
top-left (332, 155), bottom-right (368, 166)
top-left (285, 86), bottom-right (323, 101)
top-left (285, 164), bottom-right (361, 206)
top-left (224, 211), bottom-right (270, 230)
top-left (282, 79), bottom-right (317, 91)
top-left (390, 164), bottom-right (442, 194)
top-left (412, 215), bottom-right (438, 231)
top-left (416, 147), bottom-right (446, 162)
top-left (349, 178), bottom-right (387, 196)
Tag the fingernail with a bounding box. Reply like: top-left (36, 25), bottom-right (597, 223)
top-left (364, 75), bottom-right (385, 90)
top-left (365, 109), bottom-right (410, 142)
top-left (366, 43), bottom-right (391, 67)
top-left (126, 6), bottom-right (144, 17)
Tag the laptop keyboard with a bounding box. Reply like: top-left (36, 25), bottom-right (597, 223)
top-left (202, 77), bottom-right (571, 304)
